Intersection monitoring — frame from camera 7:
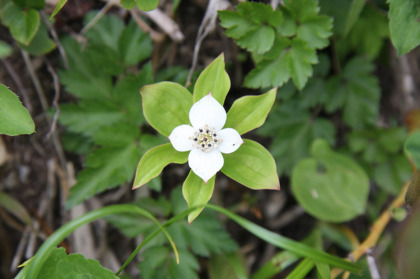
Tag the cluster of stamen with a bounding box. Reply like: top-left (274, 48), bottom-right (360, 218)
top-left (190, 125), bottom-right (222, 152)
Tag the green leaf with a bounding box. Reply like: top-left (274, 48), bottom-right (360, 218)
top-left (258, 101), bottom-right (335, 176)
top-left (207, 204), bottom-right (363, 273)
top-left (85, 44), bottom-right (124, 76)
top-left (0, 83), bottom-right (35, 135)
top-left (209, 252), bottom-right (248, 279)
top-left (17, 247), bottom-right (118, 279)
top-left (119, 20), bottom-right (152, 65)
top-left (337, 5), bottom-right (389, 60)
top-left (137, 0), bottom-right (159, 11)
top-left (286, 258), bottom-right (315, 279)
top-left (388, 0), bottom-right (420, 55)
top-left (59, 37), bottom-right (113, 97)
top-left (0, 191), bottom-right (32, 226)
top-left (245, 38), bottom-right (317, 90)
top-left (326, 57), bottom-right (380, 129)
top-left (18, 19), bottom-right (56, 55)
top-left (133, 143), bottom-right (189, 189)
top-left (10, 8), bottom-right (40, 45)
top-left (66, 143), bottom-right (140, 208)
top-left (13, 0), bottom-right (45, 10)
top-left (221, 139), bottom-right (280, 190)
top-left (193, 53), bottom-right (230, 105)
top-left (139, 248), bottom-right (199, 279)
top-left (218, 3), bottom-right (282, 54)
top-left (121, 0), bottom-right (137, 9)
top-left (92, 122), bottom-right (140, 147)
top-left (141, 81), bottom-right (192, 137)
top-left (373, 155), bottom-right (411, 195)
top-left (225, 88), bottom-right (277, 135)
top-left (343, 0), bottom-right (366, 37)
top-left (291, 139), bottom-right (369, 222)
top-left (50, 0), bottom-right (68, 18)
top-left (405, 131), bottom-right (420, 168)
top-left (84, 12), bottom-right (125, 52)
top-left (0, 40), bottom-right (12, 58)
top-left (251, 251), bottom-right (299, 279)
top-left (182, 171), bottom-right (215, 223)
top-left (316, 262), bottom-right (330, 279)
top-left (59, 101), bottom-right (124, 136)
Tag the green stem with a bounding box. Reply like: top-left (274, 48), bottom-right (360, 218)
top-left (27, 204), bottom-right (178, 279)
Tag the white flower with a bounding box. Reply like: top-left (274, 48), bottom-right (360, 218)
top-left (169, 93), bottom-right (243, 183)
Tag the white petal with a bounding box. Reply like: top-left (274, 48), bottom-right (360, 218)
top-left (189, 93), bottom-right (227, 131)
top-left (168, 125), bottom-right (195, 152)
top-left (217, 128), bottom-right (243, 154)
top-left (188, 148), bottom-right (223, 183)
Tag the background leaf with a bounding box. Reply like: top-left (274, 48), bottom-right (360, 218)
top-left (291, 139), bottom-right (369, 222)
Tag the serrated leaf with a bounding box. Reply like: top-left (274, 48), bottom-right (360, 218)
top-left (326, 57), bottom-right (380, 129)
top-left (133, 143), bottom-right (189, 189)
top-left (388, 0), bottom-right (420, 55)
top-left (219, 2), bottom-right (281, 54)
top-left (209, 252), bottom-right (248, 279)
top-left (337, 5), bottom-right (389, 60)
top-left (193, 53), bottom-right (230, 105)
top-left (66, 143), bottom-right (140, 208)
top-left (139, 248), bottom-right (199, 279)
top-left (343, 0), bottom-right (366, 37)
top-left (245, 38), bottom-right (317, 90)
top-left (85, 44), bottom-right (124, 76)
top-left (258, 101), bottom-right (335, 175)
top-left (137, 0), bottom-right (159, 11)
top-left (17, 247), bottom-right (117, 279)
top-left (0, 84), bottom-right (35, 135)
top-left (93, 122), bottom-right (140, 147)
top-left (119, 20), bottom-right (152, 65)
top-left (405, 131), bottom-right (420, 168)
top-left (59, 101), bottom-right (124, 136)
top-left (225, 88), bottom-right (277, 135)
top-left (221, 139), bottom-right (280, 190)
top-left (182, 170), bottom-right (215, 223)
top-left (292, 139), bottom-right (369, 222)
top-left (141, 81), bottom-right (192, 137)
top-left (84, 12), bottom-right (125, 51)
top-left (10, 8), bottom-right (40, 45)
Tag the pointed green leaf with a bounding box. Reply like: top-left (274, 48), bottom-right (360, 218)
top-left (10, 8), bottom-right (40, 45)
top-left (343, 0), bottom-right (366, 37)
top-left (225, 88), bottom-right (277, 135)
top-left (388, 0), bottom-right (420, 55)
top-left (222, 139), bottom-right (280, 190)
top-left (193, 53), bottom-right (230, 105)
top-left (119, 21), bottom-right (152, 65)
top-left (316, 262), bottom-right (330, 279)
top-left (405, 131), bottom-right (420, 168)
top-left (141, 81), bottom-right (192, 136)
top-left (182, 170), bottom-right (215, 223)
top-left (137, 0), bottom-right (159, 11)
top-left (50, 0), bottom-right (68, 18)
top-left (0, 191), bottom-right (32, 226)
top-left (133, 143), bottom-right (189, 189)
top-left (291, 139), bottom-right (369, 222)
top-left (0, 84), bottom-right (35, 135)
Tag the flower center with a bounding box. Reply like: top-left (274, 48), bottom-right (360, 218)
top-left (190, 125), bottom-right (222, 152)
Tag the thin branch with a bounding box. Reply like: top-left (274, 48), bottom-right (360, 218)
top-left (45, 61), bottom-right (61, 139)
top-left (1, 58), bottom-right (33, 112)
top-left (185, 0), bottom-right (230, 87)
top-left (80, 0), bottom-right (114, 35)
top-left (40, 11), bottom-right (69, 69)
